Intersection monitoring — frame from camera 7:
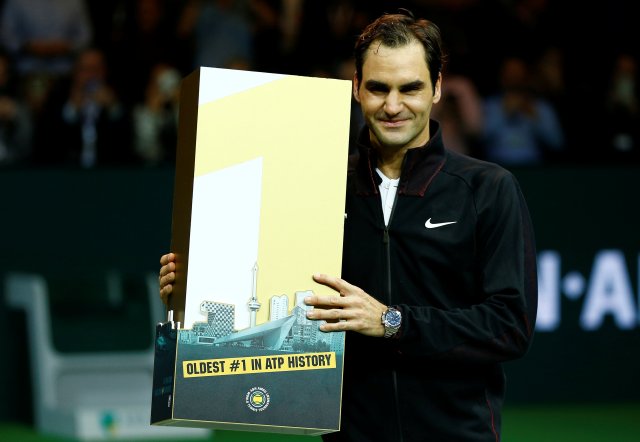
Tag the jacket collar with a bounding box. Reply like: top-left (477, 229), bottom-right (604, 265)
top-left (351, 119), bottom-right (446, 197)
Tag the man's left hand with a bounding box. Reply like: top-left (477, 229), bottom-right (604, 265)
top-left (304, 273), bottom-right (387, 337)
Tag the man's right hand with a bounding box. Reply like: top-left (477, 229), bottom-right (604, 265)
top-left (159, 253), bottom-right (176, 306)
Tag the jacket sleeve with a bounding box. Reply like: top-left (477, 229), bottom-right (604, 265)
top-left (395, 171), bottom-right (538, 364)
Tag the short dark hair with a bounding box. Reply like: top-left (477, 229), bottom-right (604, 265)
top-left (354, 11), bottom-right (445, 93)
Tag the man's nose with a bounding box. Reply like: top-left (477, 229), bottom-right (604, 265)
top-left (383, 90), bottom-right (403, 115)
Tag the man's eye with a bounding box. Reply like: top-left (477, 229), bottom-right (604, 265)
top-left (399, 82), bottom-right (425, 94)
top-left (368, 86), bottom-right (388, 93)
top-left (400, 86), bottom-right (422, 94)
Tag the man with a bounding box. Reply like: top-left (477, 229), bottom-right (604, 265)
top-left (160, 11), bottom-right (537, 441)
top-left (33, 47), bottom-right (135, 167)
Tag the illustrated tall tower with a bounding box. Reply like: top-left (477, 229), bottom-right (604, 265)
top-left (248, 262), bottom-right (261, 327)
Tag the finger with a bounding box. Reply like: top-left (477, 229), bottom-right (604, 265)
top-left (306, 306), bottom-right (354, 322)
top-left (312, 273), bottom-right (348, 293)
top-left (159, 272), bottom-right (175, 289)
top-left (159, 261), bottom-right (175, 278)
top-left (159, 284), bottom-right (173, 304)
top-left (304, 293), bottom-right (347, 308)
top-left (318, 320), bottom-right (351, 333)
top-left (160, 252), bottom-right (175, 266)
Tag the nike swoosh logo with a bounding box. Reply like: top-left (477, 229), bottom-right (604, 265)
top-left (425, 218), bottom-right (457, 229)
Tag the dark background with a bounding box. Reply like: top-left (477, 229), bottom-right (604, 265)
top-left (1, 165), bottom-right (639, 424)
top-left (1, 0), bottom-right (639, 430)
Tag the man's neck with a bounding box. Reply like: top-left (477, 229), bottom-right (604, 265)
top-left (369, 127), bottom-right (432, 180)
top-left (375, 146), bottom-right (407, 179)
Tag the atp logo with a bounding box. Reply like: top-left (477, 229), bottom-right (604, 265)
top-left (245, 387), bottom-right (270, 412)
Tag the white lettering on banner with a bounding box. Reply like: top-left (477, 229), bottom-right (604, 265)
top-left (537, 251), bottom-right (561, 331)
top-left (580, 251), bottom-right (636, 330)
top-left (535, 249), bottom-right (638, 332)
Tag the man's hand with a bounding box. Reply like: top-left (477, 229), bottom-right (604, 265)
top-left (159, 253), bottom-right (176, 305)
top-left (304, 273), bottom-right (387, 337)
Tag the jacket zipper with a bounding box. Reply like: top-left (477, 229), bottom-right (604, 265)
top-left (382, 196), bottom-right (404, 442)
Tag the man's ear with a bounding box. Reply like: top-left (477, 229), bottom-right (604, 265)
top-left (433, 73), bottom-right (442, 103)
top-left (352, 72), bottom-right (361, 103)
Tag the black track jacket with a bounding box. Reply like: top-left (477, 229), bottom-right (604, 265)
top-left (324, 120), bottom-right (538, 442)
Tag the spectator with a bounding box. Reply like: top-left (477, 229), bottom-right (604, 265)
top-left (177, 0), bottom-right (253, 71)
top-left (481, 56), bottom-right (564, 166)
top-left (132, 63), bottom-right (181, 166)
top-left (603, 53), bottom-right (640, 162)
top-left (107, 0), bottom-right (182, 107)
top-left (0, 50), bottom-right (33, 166)
top-left (533, 46), bottom-right (566, 111)
top-left (0, 0), bottom-right (92, 113)
top-left (431, 68), bottom-right (483, 157)
top-left (532, 45), bottom-right (568, 163)
top-left (33, 48), bottom-right (134, 168)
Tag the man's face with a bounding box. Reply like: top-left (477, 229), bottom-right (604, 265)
top-left (354, 40), bottom-right (441, 151)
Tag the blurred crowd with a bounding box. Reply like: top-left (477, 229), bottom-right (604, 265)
top-left (1, 0), bottom-right (639, 169)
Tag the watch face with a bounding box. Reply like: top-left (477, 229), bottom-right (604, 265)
top-left (385, 309), bottom-right (401, 327)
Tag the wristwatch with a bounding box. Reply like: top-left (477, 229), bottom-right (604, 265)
top-left (381, 307), bottom-right (402, 338)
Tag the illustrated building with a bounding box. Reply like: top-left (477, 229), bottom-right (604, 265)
top-left (183, 288), bottom-right (341, 352)
top-left (270, 295), bottom-right (289, 321)
top-left (191, 301), bottom-right (235, 341)
top-left (294, 290), bottom-right (313, 326)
